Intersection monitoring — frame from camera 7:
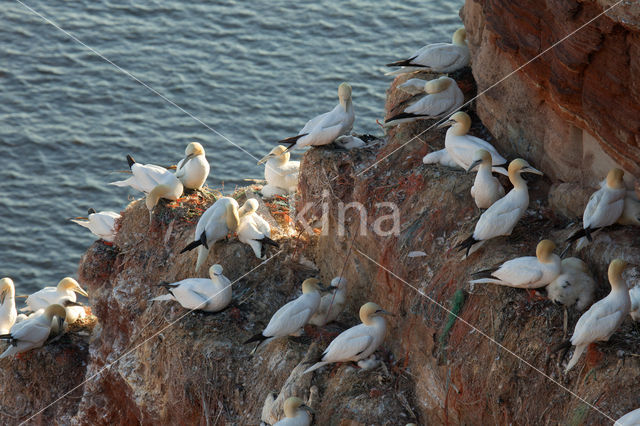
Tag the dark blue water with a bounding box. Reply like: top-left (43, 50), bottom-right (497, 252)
top-left (0, 0), bottom-right (464, 293)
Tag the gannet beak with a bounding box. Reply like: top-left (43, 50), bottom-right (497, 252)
top-left (301, 404), bottom-right (315, 414)
top-left (523, 166), bottom-right (543, 176)
top-left (376, 309), bottom-right (394, 316)
top-left (437, 119), bottom-right (455, 129)
top-left (76, 288), bottom-right (89, 297)
top-left (72, 216), bottom-right (89, 221)
top-left (166, 165), bottom-right (177, 170)
top-left (466, 159), bottom-right (482, 173)
top-left (257, 153), bottom-right (273, 165)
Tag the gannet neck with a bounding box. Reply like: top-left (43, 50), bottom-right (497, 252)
top-left (301, 278), bottom-right (321, 294)
top-left (146, 184), bottom-right (172, 211)
top-left (507, 159), bottom-right (529, 189)
top-left (44, 304), bottom-right (67, 322)
top-left (452, 28), bottom-right (467, 46)
top-left (340, 97), bottom-right (352, 111)
top-left (225, 203), bottom-right (240, 231)
top-left (283, 397), bottom-right (305, 418)
top-left (208, 264), bottom-right (223, 279)
top-left (608, 259), bottom-right (628, 291)
top-left (606, 168), bottom-right (624, 190)
top-left (0, 278), bottom-right (14, 301)
top-left (239, 199), bottom-right (259, 217)
top-left (425, 77), bottom-right (452, 95)
top-left (535, 240), bottom-right (557, 263)
top-left (338, 82), bottom-right (352, 109)
top-left (186, 142), bottom-right (205, 156)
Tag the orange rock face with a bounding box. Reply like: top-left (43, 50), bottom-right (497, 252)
top-left (461, 0), bottom-right (640, 184)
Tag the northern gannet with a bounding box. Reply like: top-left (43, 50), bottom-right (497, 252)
top-left (615, 408), bottom-right (640, 425)
top-left (152, 264), bottom-right (232, 312)
top-left (0, 278), bottom-right (17, 334)
top-left (422, 148), bottom-right (459, 168)
top-left (308, 277), bottom-right (347, 326)
top-left (70, 208), bottom-right (121, 242)
top-left (175, 142), bottom-right (210, 190)
top-left (244, 278), bottom-right (325, 350)
top-left (467, 149), bottom-right (505, 209)
top-left (470, 240), bottom-right (561, 288)
top-left (617, 190), bottom-right (640, 226)
top-left (303, 302), bottom-right (392, 374)
top-left (180, 196), bottom-right (240, 272)
top-left (334, 135), bottom-right (366, 149)
top-left (385, 76), bottom-right (463, 125)
top-left (565, 259), bottom-right (631, 372)
top-left (566, 168), bottom-right (625, 243)
top-left (273, 397), bottom-right (313, 426)
top-left (438, 112), bottom-right (507, 174)
top-left (237, 199), bottom-right (279, 259)
top-left (456, 159), bottom-right (543, 256)
top-left (0, 304), bottom-right (66, 358)
top-left (57, 297), bottom-right (86, 325)
top-left (629, 285), bottom-right (639, 321)
top-left (278, 83), bottom-right (354, 151)
top-left (398, 78), bottom-right (428, 95)
top-left (257, 145), bottom-right (300, 194)
top-left (24, 277), bottom-right (88, 312)
top-left (111, 155), bottom-right (184, 219)
top-left (546, 258), bottom-right (595, 311)
top-left (385, 28), bottom-right (469, 75)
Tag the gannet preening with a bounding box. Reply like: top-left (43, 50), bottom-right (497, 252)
top-left (615, 408), bottom-right (640, 425)
top-left (244, 278), bottom-right (325, 350)
top-left (456, 159), bottom-right (543, 256)
top-left (385, 76), bottom-right (463, 125)
top-left (0, 278), bottom-right (17, 334)
top-left (180, 196), bottom-right (240, 272)
top-left (24, 277), bottom-right (88, 312)
top-left (438, 112), bottom-right (507, 174)
top-left (422, 148), bottom-right (459, 168)
top-left (546, 258), bottom-right (596, 311)
top-left (470, 240), bottom-right (561, 288)
top-left (617, 190), bottom-right (640, 226)
top-left (277, 83), bottom-right (354, 151)
top-left (152, 264), bottom-right (232, 312)
top-left (70, 208), bottom-right (121, 242)
top-left (303, 302), bottom-right (392, 374)
top-left (629, 285), bottom-right (640, 321)
top-left (111, 155), bottom-right (184, 219)
top-left (398, 78), bottom-right (428, 95)
top-left (468, 149), bottom-right (505, 209)
top-left (566, 168), bottom-right (625, 243)
top-left (175, 142), bottom-right (210, 190)
top-left (385, 28), bottom-right (469, 75)
top-left (57, 297), bottom-right (86, 325)
top-left (237, 199), bottom-right (279, 259)
top-left (257, 145), bottom-right (300, 194)
top-left (273, 397), bottom-right (313, 426)
top-left (565, 259), bottom-right (631, 372)
top-left (0, 304), bottom-right (66, 358)
top-left (308, 277), bottom-right (347, 326)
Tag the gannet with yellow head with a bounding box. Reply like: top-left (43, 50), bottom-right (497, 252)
top-left (244, 278), bottom-right (325, 351)
top-left (180, 196), bottom-right (240, 272)
top-left (470, 240), bottom-right (561, 288)
top-left (565, 259), bottom-right (631, 372)
top-left (277, 83), bottom-right (355, 151)
top-left (467, 149), bottom-right (505, 209)
top-left (0, 304), bottom-right (67, 358)
top-left (0, 278), bottom-right (17, 334)
top-left (152, 264), bottom-right (232, 312)
top-left (175, 142), bottom-right (210, 190)
top-left (273, 397), bottom-right (313, 426)
top-left (236, 199), bottom-right (279, 259)
top-left (257, 145), bottom-right (300, 194)
top-left (456, 158), bottom-right (543, 256)
top-left (303, 302), bottom-right (392, 374)
top-left (385, 28), bottom-right (469, 75)
top-left (24, 277), bottom-right (88, 312)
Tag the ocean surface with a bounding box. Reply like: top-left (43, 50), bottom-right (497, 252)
top-left (0, 0), bottom-right (464, 294)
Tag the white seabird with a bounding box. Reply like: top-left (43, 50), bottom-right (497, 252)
top-left (615, 408), bottom-right (640, 426)
top-left (244, 278), bottom-right (325, 350)
top-left (70, 208), bottom-right (121, 243)
top-left (467, 149), bottom-right (505, 209)
top-left (629, 285), bottom-right (640, 321)
top-left (278, 83), bottom-right (354, 151)
top-left (0, 278), bottom-right (17, 334)
top-left (617, 190), bottom-right (640, 226)
top-left (385, 76), bottom-right (464, 126)
top-left (24, 277), bottom-right (88, 313)
top-left (303, 302), bottom-right (392, 374)
top-left (180, 196), bottom-right (240, 272)
top-left (308, 277), bottom-right (348, 326)
top-left (438, 111), bottom-right (507, 174)
top-left (546, 258), bottom-right (596, 311)
top-left (257, 145), bottom-right (300, 194)
top-left (175, 142), bottom-right (210, 190)
top-left (334, 135), bottom-right (366, 149)
top-left (385, 28), bottom-right (469, 75)
top-left (469, 240), bottom-right (561, 288)
top-left (152, 264), bottom-right (232, 312)
top-left (273, 397), bottom-right (313, 426)
top-left (57, 296), bottom-right (86, 325)
top-left (111, 155), bottom-right (184, 219)
top-left (422, 148), bottom-right (460, 168)
top-left (456, 158), bottom-right (543, 256)
top-left (566, 168), bottom-right (625, 243)
top-left (398, 78), bottom-right (429, 95)
top-left (237, 199), bottom-right (279, 259)
top-left (565, 259), bottom-right (631, 372)
top-left (0, 304), bottom-right (66, 358)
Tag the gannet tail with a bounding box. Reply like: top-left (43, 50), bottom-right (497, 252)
top-left (302, 361), bottom-right (328, 375)
top-left (278, 134), bottom-right (309, 152)
top-left (127, 154), bottom-right (136, 169)
top-left (565, 344), bottom-right (586, 372)
top-left (385, 56), bottom-right (419, 67)
top-left (455, 235), bottom-right (479, 257)
top-left (180, 231), bottom-right (208, 253)
top-left (151, 294), bottom-right (175, 302)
